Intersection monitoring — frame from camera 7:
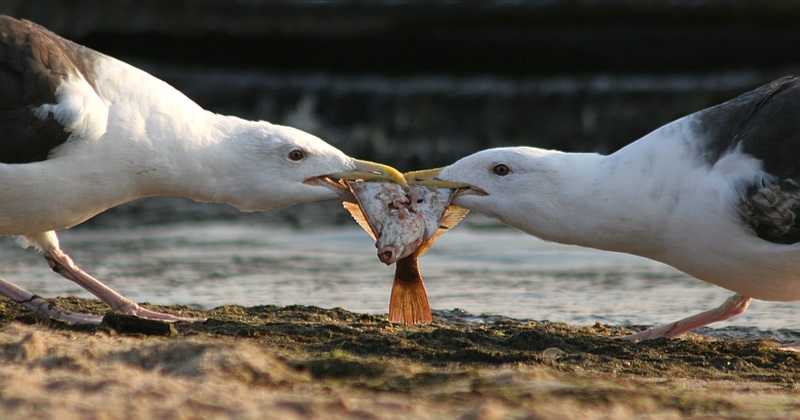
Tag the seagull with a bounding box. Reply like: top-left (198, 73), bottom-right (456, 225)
top-left (415, 76), bottom-right (800, 350)
top-left (0, 16), bottom-right (405, 325)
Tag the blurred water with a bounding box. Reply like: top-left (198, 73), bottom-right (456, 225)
top-left (1, 215), bottom-right (796, 335)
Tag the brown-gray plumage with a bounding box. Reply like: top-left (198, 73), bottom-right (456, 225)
top-left (0, 16), bottom-right (100, 163)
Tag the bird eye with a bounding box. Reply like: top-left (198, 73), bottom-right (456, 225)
top-left (492, 164), bottom-right (510, 176)
top-left (288, 149), bottom-right (305, 161)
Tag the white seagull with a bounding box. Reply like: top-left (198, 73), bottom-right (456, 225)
top-left (0, 16), bottom-right (405, 324)
top-left (416, 76), bottom-right (800, 350)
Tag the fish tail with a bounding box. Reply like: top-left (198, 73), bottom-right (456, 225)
top-left (389, 276), bottom-right (432, 325)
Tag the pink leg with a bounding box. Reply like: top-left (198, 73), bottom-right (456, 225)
top-left (44, 249), bottom-right (205, 322)
top-left (0, 276), bottom-right (103, 324)
top-left (620, 293), bottom-right (751, 341)
top-left (19, 231), bottom-right (205, 324)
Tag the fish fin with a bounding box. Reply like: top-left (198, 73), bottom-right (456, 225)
top-left (389, 257), bottom-right (432, 325)
top-left (342, 201), bottom-right (377, 240)
top-left (415, 206), bottom-right (470, 258)
top-left (440, 205), bottom-right (470, 230)
top-left (389, 276), bottom-right (432, 325)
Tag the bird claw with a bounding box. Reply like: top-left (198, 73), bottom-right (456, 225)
top-left (118, 303), bottom-right (206, 323)
top-left (777, 341), bottom-right (800, 352)
top-left (18, 295), bottom-right (104, 325)
top-left (616, 324), bottom-right (681, 341)
top-left (49, 311), bottom-right (104, 325)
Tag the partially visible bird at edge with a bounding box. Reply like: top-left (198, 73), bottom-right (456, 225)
top-left (416, 76), bottom-right (800, 351)
top-left (0, 16), bottom-right (405, 325)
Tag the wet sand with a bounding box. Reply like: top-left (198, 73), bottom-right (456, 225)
top-left (0, 297), bottom-right (798, 419)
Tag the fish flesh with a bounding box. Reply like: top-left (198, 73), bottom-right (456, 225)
top-left (344, 180), bottom-right (425, 265)
top-left (344, 179), bottom-right (468, 324)
top-left (414, 186), bottom-right (460, 240)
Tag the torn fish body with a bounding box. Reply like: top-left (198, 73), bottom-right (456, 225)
top-left (344, 180), bottom-right (426, 265)
top-left (388, 193), bottom-right (468, 324)
top-left (343, 179), bottom-right (469, 324)
top-left (414, 187), bottom-right (460, 241)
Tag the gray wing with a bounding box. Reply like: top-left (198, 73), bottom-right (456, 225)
top-left (705, 76), bottom-right (800, 244)
top-left (0, 16), bottom-right (99, 163)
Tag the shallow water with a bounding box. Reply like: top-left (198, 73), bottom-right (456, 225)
top-left (1, 212), bottom-right (796, 336)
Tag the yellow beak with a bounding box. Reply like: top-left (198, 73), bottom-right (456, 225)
top-left (404, 168), bottom-right (470, 188)
top-left (333, 159), bottom-right (408, 188)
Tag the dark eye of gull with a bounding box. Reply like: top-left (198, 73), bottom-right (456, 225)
top-left (492, 164), bottom-right (510, 176)
top-left (288, 149), bottom-right (305, 161)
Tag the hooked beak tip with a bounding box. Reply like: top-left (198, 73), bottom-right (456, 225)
top-left (404, 168), bottom-right (470, 189)
top-left (333, 159), bottom-right (408, 188)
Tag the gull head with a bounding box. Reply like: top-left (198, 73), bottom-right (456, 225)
top-left (219, 123), bottom-right (405, 211)
top-left (409, 147), bottom-right (565, 227)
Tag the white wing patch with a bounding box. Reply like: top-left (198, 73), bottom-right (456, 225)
top-left (33, 75), bottom-right (109, 144)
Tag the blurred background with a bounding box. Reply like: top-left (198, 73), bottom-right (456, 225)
top-left (4, 0), bottom-right (800, 226)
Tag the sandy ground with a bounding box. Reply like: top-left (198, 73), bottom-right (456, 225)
top-left (0, 297), bottom-right (798, 419)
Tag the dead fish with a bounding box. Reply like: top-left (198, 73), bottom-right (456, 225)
top-left (344, 180), bottom-right (425, 265)
top-left (389, 203), bottom-right (468, 324)
top-left (412, 186), bottom-right (456, 240)
top-left (343, 179), bottom-right (468, 324)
